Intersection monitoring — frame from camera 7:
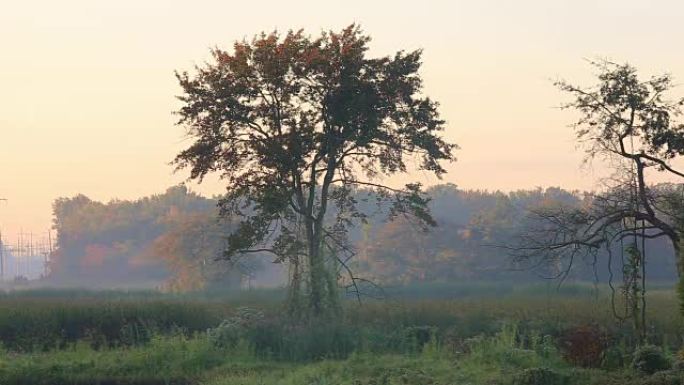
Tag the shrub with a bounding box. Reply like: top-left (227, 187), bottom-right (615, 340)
top-left (442, 326), bottom-right (466, 355)
top-left (0, 298), bottom-right (227, 352)
top-left (673, 359), bottom-right (684, 371)
top-left (247, 320), bottom-right (359, 361)
top-left (291, 322), bottom-right (358, 361)
top-left (463, 325), bottom-right (558, 369)
top-left (602, 345), bottom-right (627, 370)
top-left (678, 349), bottom-right (684, 362)
top-left (558, 324), bottom-right (607, 368)
top-left (632, 345), bottom-right (671, 375)
top-left (639, 370), bottom-right (684, 385)
top-left (207, 307), bottom-right (264, 349)
top-left (208, 312), bottom-right (361, 362)
top-left (402, 326), bottom-right (436, 352)
top-left (511, 367), bottom-right (569, 385)
top-left (207, 320), bottom-right (241, 349)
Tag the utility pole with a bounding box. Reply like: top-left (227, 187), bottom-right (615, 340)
top-left (17, 230), bottom-right (22, 279)
top-left (0, 229), bottom-right (4, 281)
top-left (45, 229), bottom-right (53, 277)
top-left (0, 198), bottom-right (7, 281)
top-left (28, 232), bottom-right (33, 278)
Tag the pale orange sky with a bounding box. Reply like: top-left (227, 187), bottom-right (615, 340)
top-left (1, 0), bottom-right (683, 240)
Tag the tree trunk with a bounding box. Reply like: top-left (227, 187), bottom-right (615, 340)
top-left (308, 236), bottom-right (325, 316)
top-left (676, 236), bottom-right (684, 315)
top-left (286, 255), bottom-right (303, 317)
top-left (674, 216), bottom-right (684, 316)
top-left (306, 232), bottom-right (340, 318)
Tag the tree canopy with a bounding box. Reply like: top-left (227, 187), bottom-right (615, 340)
top-left (50, 186), bottom-right (247, 290)
top-left (174, 25), bottom-right (455, 316)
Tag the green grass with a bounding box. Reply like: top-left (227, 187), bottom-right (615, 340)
top-left (0, 328), bottom-right (563, 384)
top-left (0, 334), bottom-right (225, 385)
top-left (0, 324), bottom-right (668, 385)
top-left (0, 297), bottom-right (233, 351)
top-left (1, 283), bottom-right (682, 352)
top-left (0, 283), bottom-right (682, 384)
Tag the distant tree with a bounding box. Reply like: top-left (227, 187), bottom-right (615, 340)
top-left (50, 186), bottom-right (244, 288)
top-left (363, 216), bottom-right (467, 283)
top-left (510, 61), bottom-right (684, 340)
top-left (174, 25), bottom-right (455, 317)
top-left (149, 210), bottom-right (246, 292)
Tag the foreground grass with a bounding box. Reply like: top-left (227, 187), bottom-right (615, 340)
top-left (1, 284), bottom-right (682, 353)
top-left (204, 354), bottom-right (470, 385)
top-left (0, 327), bottom-right (675, 385)
top-left (1, 284), bottom-right (682, 384)
top-left (0, 335), bottom-right (224, 385)
top-left (0, 337), bottom-right (558, 385)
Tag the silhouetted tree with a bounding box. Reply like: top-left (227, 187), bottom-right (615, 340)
top-left (510, 61), bottom-right (684, 340)
top-left (174, 25), bottom-right (455, 317)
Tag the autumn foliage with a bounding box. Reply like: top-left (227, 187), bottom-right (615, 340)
top-left (49, 186), bottom-right (243, 290)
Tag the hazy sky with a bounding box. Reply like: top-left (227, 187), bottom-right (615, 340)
top-left (1, 0), bottom-right (684, 240)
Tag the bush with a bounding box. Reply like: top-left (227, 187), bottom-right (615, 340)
top-left (247, 320), bottom-right (359, 361)
top-left (207, 311), bottom-right (360, 362)
top-left (402, 326), bottom-right (436, 352)
top-left (511, 367), bottom-right (569, 385)
top-left (558, 324), bottom-right (607, 368)
top-left (462, 325), bottom-right (565, 370)
top-left (673, 359), bottom-right (684, 371)
top-left (602, 345), bottom-right (628, 370)
top-left (0, 297), bottom-right (227, 352)
top-left (207, 307), bottom-right (264, 349)
top-left (0, 334), bottom-right (225, 385)
top-left (639, 370), bottom-right (684, 385)
top-left (632, 345), bottom-right (671, 375)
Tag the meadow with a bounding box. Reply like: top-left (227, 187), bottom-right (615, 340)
top-left (0, 283), bottom-right (683, 385)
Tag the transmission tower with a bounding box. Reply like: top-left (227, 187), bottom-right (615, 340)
top-left (0, 198), bottom-right (6, 281)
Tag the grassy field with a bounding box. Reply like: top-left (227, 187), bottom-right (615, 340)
top-left (0, 283), bottom-right (682, 384)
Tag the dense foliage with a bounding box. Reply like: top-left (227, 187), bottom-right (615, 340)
top-left (359, 184), bottom-right (678, 285)
top-left (48, 184), bottom-right (679, 291)
top-left (174, 25), bottom-right (455, 316)
top-left (50, 186), bottom-right (247, 290)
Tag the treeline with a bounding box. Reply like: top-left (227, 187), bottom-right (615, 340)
top-left (358, 184), bottom-right (677, 284)
top-left (48, 184), bottom-right (678, 290)
top-left (50, 186), bottom-right (255, 290)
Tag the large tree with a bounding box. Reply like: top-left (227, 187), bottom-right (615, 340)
top-left (510, 61), bottom-right (684, 339)
top-left (174, 25), bottom-right (455, 317)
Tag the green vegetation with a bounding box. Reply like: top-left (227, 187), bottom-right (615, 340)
top-left (174, 25), bottom-right (456, 318)
top-left (0, 297), bottom-right (226, 352)
top-left (1, 15), bottom-right (682, 385)
top-left (1, 285), bottom-right (684, 384)
top-left (50, 186), bottom-right (250, 291)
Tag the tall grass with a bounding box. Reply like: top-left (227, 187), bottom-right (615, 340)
top-left (0, 334), bottom-right (228, 385)
top-left (0, 298), bottom-right (230, 351)
top-left (0, 283), bottom-right (682, 384)
top-left (0, 283), bottom-right (681, 353)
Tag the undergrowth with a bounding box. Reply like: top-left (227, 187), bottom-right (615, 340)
top-left (0, 284), bottom-right (681, 384)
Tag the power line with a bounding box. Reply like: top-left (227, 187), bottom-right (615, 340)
top-left (0, 199), bottom-right (6, 280)
top-left (0, 200), bottom-right (52, 282)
